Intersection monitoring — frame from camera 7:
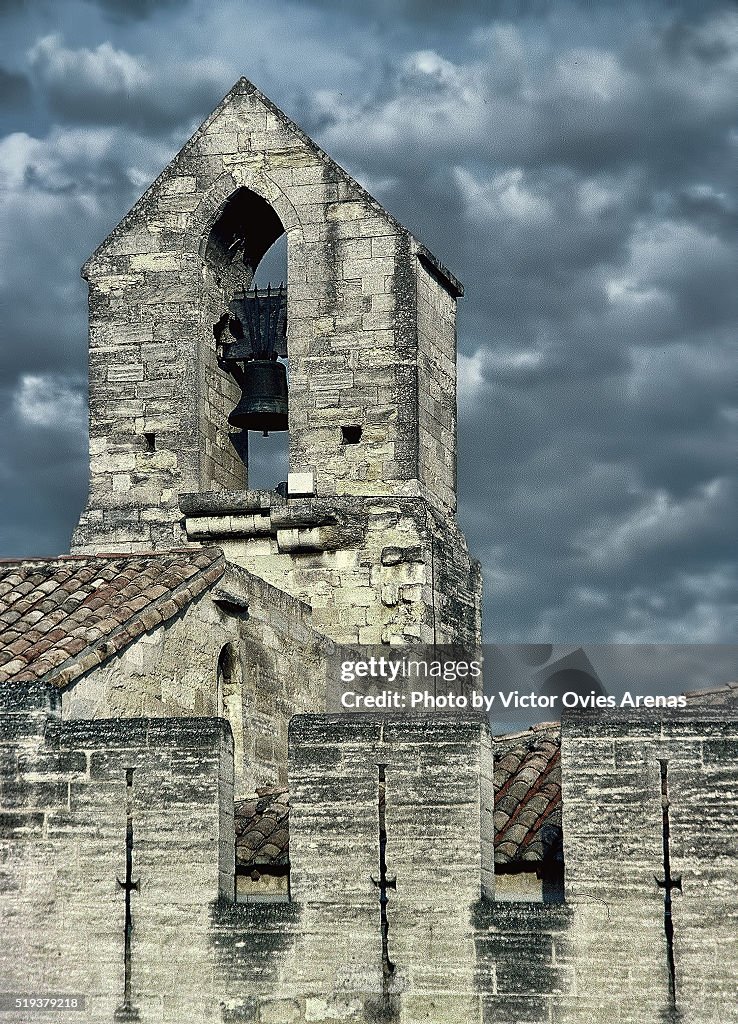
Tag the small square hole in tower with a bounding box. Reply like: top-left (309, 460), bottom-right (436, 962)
top-left (342, 425), bottom-right (362, 445)
top-left (144, 432), bottom-right (156, 453)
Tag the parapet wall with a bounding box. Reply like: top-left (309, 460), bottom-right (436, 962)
top-left (2, 694), bottom-right (736, 1024)
top-left (0, 682), bottom-right (234, 1024)
top-left (216, 712), bottom-right (496, 1021)
top-left (560, 708), bottom-right (738, 1024)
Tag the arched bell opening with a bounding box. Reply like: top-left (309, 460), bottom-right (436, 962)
top-left (203, 187), bottom-right (290, 493)
top-left (204, 186), bottom-right (285, 293)
top-left (244, 233), bottom-right (290, 491)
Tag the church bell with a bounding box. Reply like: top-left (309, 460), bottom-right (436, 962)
top-left (228, 358), bottom-right (288, 432)
top-left (216, 283), bottom-right (289, 435)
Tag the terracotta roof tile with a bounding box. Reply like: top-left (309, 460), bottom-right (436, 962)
top-left (493, 722), bottom-right (561, 870)
top-left (0, 547), bottom-right (224, 690)
top-left (235, 787), bottom-right (290, 867)
top-left (683, 681), bottom-right (737, 709)
top-left (232, 723), bottom-right (563, 872)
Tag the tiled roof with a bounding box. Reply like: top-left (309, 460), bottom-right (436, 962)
top-left (493, 722), bottom-right (561, 869)
top-left (683, 682), bottom-right (738, 709)
top-left (235, 787), bottom-right (289, 867)
top-left (233, 724), bottom-right (562, 871)
top-left (0, 548), bottom-right (224, 690)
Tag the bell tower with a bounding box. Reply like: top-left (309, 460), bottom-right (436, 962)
top-left (72, 78), bottom-right (481, 647)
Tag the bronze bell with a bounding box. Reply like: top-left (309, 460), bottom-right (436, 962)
top-left (228, 359), bottom-right (288, 432)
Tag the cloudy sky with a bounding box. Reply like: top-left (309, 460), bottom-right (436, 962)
top-left (0, 0), bottom-right (736, 644)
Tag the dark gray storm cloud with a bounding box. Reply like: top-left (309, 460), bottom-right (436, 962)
top-left (0, 375), bottom-right (88, 556)
top-left (27, 34), bottom-right (224, 132)
top-left (299, 0), bottom-right (732, 21)
top-left (0, 0), bottom-right (735, 642)
top-left (90, 0), bottom-right (184, 19)
top-left (0, 0), bottom-right (189, 20)
top-left (0, 66), bottom-right (30, 108)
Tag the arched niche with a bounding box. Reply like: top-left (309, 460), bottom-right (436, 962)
top-left (217, 642), bottom-right (246, 797)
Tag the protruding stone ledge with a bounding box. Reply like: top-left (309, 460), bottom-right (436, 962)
top-left (179, 490), bottom-right (285, 517)
top-left (416, 246), bottom-right (464, 298)
top-left (183, 494), bottom-right (365, 549)
top-left (185, 514), bottom-right (272, 539)
top-left (184, 516), bottom-right (347, 553)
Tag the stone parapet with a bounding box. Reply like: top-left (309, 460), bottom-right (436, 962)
top-left (0, 691), bottom-right (234, 1024)
top-left (560, 707), bottom-right (738, 1023)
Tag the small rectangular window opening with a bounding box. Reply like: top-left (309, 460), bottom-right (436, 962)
top-left (342, 425), bottom-right (362, 445)
top-left (144, 432), bottom-right (156, 453)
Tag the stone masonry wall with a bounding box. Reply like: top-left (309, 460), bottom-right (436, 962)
top-left (237, 713), bottom-right (495, 1023)
top-left (0, 681), bottom-right (234, 1024)
top-left (59, 590), bottom-right (237, 722)
top-left (60, 567), bottom-right (327, 795)
top-left (559, 708), bottom-right (738, 1024)
top-left (416, 257), bottom-right (458, 514)
top-left (228, 708), bottom-right (736, 1024)
top-left (72, 79), bottom-right (462, 554)
top-left (235, 569), bottom-right (329, 790)
top-left (182, 493), bottom-right (481, 647)
top-left (3, 697), bottom-right (736, 1024)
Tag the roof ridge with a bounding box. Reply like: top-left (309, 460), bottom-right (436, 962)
top-left (0, 546), bottom-right (222, 566)
top-left (494, 721), bottom-right (560, 742)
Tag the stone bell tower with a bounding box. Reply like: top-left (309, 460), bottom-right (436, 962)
top-left (72, 77), bottom-right (481, 647)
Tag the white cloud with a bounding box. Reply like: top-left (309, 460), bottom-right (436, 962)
top-left (13, 375), bottom-right (86, 431)
top-left (0, 126), bottom-right (119, 193)
top-left (572, 587), bottom-right (611, 609)
top-left (26, 32), bottom-right (228, 132)
top-left (553, 47), bottom-right (632, 103)
top-left (29, 34), bottom-right (150, 97)
top-left (626, 218), bottom-right (730, 284)
top-left (605, 275), bottom-right (672, 311)
top-left (457, 350), bottom-right (488, 412)
top-left (400, 49), bottom-right (478, 105)
top-left (455, 166), bottom-right (552, 223)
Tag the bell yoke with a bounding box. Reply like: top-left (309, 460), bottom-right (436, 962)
top-left (216, 282), bottom-right (289, 434)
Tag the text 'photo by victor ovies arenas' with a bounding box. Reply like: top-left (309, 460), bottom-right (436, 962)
top-left (0, 1), bottom-right (736, 1022)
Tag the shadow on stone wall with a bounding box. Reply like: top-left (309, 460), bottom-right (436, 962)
top-left (209, 897), bottom-right (302, 1022)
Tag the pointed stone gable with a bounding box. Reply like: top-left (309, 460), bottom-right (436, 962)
top-left (73, 77), bottom-right (464, 557)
